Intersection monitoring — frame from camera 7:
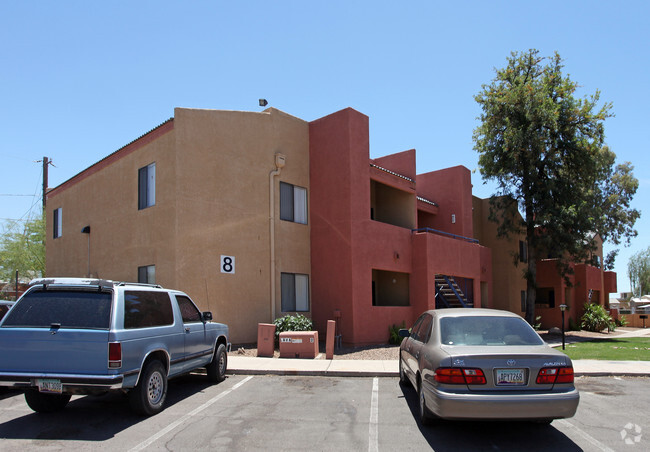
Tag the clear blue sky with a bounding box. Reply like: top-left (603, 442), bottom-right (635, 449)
top-left (1, 1), bottom-right (648, 293)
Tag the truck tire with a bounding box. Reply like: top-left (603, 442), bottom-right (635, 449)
top-left (24, 389), bottom-right (71, 413)
top-left (206, 343), bottom-right (227, 383)
top-left (129, 360), bottom-right (168, 416)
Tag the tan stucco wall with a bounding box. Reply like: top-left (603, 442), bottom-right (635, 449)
top-left (46, 125), bottom-right (178, 284)
top-left (472, 196), bottom-right (527, 314)
top-left (46, 108), bottom-right (310, 344)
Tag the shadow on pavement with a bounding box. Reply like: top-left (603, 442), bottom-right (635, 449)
top-left (399, 382), bottom-right (583, 451)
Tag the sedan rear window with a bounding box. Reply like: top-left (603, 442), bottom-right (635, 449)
top-left (1, 289), bottom-right (112, 330)
top-left (440, 316), bottom-right (544, 346)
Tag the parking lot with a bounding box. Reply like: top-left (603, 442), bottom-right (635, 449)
top-left (0, 374), bottom-right (647, 451)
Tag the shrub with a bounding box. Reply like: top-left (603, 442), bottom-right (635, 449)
top-left (388, 321), bottom-right (406, 345)
top-left (580, 303), bottom-right (616, 332)
top-left (616, 315), bottom-right (629, 327)
top-left (273, 314), bottom-right (313, 339)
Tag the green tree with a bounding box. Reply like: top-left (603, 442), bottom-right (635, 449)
top-left (473, 50), bottom-right (640, 325)
top-left (0, 213), bottom-right (45, 284)
top-left (628, 247), bottom-right (650, 297)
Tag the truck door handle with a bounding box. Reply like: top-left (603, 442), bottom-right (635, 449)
top-left (185, 327), bottom-right (190, 333)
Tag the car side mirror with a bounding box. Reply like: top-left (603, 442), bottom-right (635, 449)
top-left (398, 328), bottom-right (410, 338)
top-left (202, 311), bottom-right (213, 322)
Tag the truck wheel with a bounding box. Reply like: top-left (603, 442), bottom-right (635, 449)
top-left (129, 360), bottom-right (167, 416)
top-left (206, 343), bottom-right (227, 383)
top-left (24, 389), bottom-right (71, 413)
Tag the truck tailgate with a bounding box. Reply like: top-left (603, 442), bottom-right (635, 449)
top-left (0, 328), bottom-right (110, 375)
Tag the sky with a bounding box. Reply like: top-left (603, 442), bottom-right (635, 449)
top-left (1, 1), bottom-right (648, 293)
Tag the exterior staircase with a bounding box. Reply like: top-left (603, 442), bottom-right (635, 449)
top-left (435, 274), bottom-right (473, 309)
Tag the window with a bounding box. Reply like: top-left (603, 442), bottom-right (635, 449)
top-left (412, 314), bottom-right (433, 343)
top-left (53, 207), bottom-right (62, 239)
top-left (138, 265), bottom-right (156, 284)
top-left (176, 295), bottom-right (202, 323)
top-left (280, 182), bottom-right (307, 224)
top-left (124, 290), bottom-right (173, 329)
top-left (281, 273), bottom-right (309, 312)
top-left (138, 163), bottom-right (156, 210)
top-left (2, 289), bottom-right (112, 330)
top-left (519, 240), bottom-right (528, 263)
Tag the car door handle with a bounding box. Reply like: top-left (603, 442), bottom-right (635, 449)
top-left (185, 327), bottom-right (191, 333)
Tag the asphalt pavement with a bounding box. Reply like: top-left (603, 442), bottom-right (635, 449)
top-left (228, 327), bottom-right (650, 378)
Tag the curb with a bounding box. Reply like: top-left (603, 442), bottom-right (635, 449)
top-left (229, 369), bottom-right (398, 378)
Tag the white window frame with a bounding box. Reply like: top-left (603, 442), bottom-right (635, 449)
top-left (281, 273), bottom-right (310, 312)
top-left (280, 182), bottom-right (307, 224)
top-left (53, 207), bottom-right (62, 239)
top-left (138, 265), bottom-right (156, 284)
top-left (138, 163), bottom-right (156, 210)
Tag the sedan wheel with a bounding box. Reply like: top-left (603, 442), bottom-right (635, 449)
top-left (418, 380), bottom-right (433, 426)
top-left (399, 358), bottom-right (408, 386)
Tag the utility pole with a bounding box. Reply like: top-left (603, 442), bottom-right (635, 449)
top-left (42, 156), bottom-right (49, 210)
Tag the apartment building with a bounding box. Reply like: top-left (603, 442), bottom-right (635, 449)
top-left (46, 106), bottom-right (615, 344)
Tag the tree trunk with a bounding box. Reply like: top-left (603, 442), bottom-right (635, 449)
top-left (525, 239), bottom-right (537, 325)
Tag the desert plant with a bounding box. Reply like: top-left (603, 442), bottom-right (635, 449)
top-left (615, 315), bottom-right (629, 327)
top-left (388, 321), bottom-right (406, 345)
top-left (273, 314), bottom-right (313, 339)
top-left (580, 303), bottom-right (616, 332)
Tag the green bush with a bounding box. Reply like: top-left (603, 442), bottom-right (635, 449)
top-left (580, 303), bottom-right (616, 332)
top-left (388, 321), bottom-right (406, 345)
top-left (273, 314), bottom-right (313, 339)
top-left (616, 315), bottom-right (629, 327)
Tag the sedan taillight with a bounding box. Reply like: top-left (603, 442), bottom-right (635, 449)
top-left (435, 367), bottom-right (487, 385)
top-left (536, 366), bottom-right (574, 384)
top-left (108, 342), bottom-right (122, 369)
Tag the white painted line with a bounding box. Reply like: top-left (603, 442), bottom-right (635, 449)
top-left (556, 419), bottom-right (616, 452)
top-left (129, 375), bottom-right (254, 452)
top-left (368, 377), bottom-right (379, 452)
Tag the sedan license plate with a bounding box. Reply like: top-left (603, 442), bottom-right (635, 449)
top-left (36, 378), bottom-right (62, 394)
top-left (496, 369), bottom-right (526, 386)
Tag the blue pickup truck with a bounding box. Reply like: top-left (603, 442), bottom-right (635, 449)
top-left (0, 278), bottom-right (230, 416)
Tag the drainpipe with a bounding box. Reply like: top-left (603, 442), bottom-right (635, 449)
top-left (269, 154), bottom-right (286, 322)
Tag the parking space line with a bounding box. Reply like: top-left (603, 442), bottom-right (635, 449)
top-left (129, 376), bottom-right (254, 452)
top-left (556, 419), bottom-right (616, 452)
top-left (368, 377), bottom-right (379, 452)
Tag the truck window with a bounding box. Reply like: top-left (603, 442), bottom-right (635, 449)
top-left (124, 291), bottom-right (173, 329)
top-left (175, 295), bottom-right (202, 323)
top-left (1, 289), bottom-right (112, 330)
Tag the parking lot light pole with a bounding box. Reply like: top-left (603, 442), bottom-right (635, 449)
top-left (560, 304), bottom-right (567, 350)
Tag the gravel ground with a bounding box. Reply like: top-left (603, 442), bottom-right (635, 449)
top-left (229, 327), bottom-right (639, 360)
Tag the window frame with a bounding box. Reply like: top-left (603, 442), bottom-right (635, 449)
top-left (53, 207), bottom-right (62, 239)
top-left (138, 162), bottom-right (156, 210)
top-left (138, 265), bottom-right (156, 285)
top-left (280, 182), bottom-right (308, 225)
top-left (281, 272), bottom-right (310, 312)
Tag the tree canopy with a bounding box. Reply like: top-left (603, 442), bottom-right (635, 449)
top-left (0, 213), bottom-right (45, 285)
top-left (473, 49), bottom-right (640, 324)
top-left (628, 247), bottom-right (650, 297)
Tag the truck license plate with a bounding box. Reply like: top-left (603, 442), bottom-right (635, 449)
top-left (496, 369), bottom-right (525, 386)
top-left (37, 379), bottom-right (63, 394)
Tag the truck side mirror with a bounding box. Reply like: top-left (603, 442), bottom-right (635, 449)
top-left (202, 312), bottom-right (213, 322)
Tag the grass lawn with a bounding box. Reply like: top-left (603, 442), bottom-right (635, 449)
top-left (561, 337), bottom-right (650, 361)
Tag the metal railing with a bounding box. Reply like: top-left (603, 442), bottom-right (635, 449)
top-left (411, 227), bottom-right (479, 244)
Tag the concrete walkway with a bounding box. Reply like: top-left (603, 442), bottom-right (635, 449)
top-left (228, 328), bottom-right (650, 378)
